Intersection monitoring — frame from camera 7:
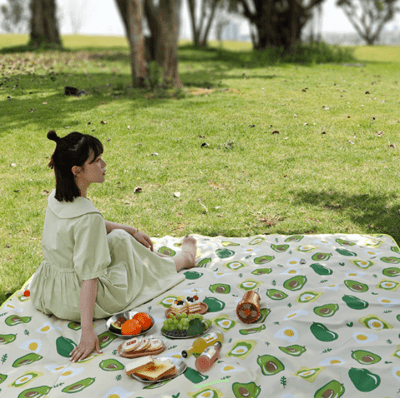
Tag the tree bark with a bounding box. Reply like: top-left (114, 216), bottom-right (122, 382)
top-left (144, 0), bottom-right (183, 88)
top-left (29, 0), bottom-right (61, 48)
top-left (116, 0), bottom-right (146, 87)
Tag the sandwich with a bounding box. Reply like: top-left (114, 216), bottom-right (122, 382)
top-left (125, 356), bottom-right (154, 376)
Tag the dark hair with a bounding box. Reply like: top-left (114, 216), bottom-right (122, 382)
top-left (47, 130), bottom-right (103, 202)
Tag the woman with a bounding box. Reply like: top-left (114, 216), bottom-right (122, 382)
top-left (30, 131), bottom-right (197, 362)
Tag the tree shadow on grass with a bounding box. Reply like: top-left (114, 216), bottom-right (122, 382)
top-left (291, 189), bottom-right (400, 244)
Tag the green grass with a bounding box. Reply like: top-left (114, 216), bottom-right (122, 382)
top-left (1, 34), bottom-right (400, 305)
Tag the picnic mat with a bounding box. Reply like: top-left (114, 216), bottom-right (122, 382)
top-left (1, 233), bottom-right (400, 398)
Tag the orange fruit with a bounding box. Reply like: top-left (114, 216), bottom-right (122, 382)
top-left (121, 319), bottom-right (142, 335)
top-left (132, 312), bottom-right (152, 330)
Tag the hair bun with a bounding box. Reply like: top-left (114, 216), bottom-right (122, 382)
top-left (47, 130), bottom-right (60, 143)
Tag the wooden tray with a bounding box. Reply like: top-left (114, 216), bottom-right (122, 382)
top-left (165, 302), bottom-right (208, 318)
top-left (117, 342), bottom-right (166, 358)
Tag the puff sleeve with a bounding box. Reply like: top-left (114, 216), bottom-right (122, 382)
top-left (73, 212), bottom-right (111, 280)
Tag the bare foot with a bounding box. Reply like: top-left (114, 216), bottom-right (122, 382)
top-left (173, 235), bottom-right (197, 272)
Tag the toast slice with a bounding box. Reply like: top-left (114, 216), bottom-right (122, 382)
top-left (125, 356), bottom-right (154, 376)
top-left (133, 359), bottom-right (176, 381)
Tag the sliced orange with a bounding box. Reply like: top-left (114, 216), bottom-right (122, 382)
top-left (132, 312), bottom-right (152, 330)
top-left (121, 319), bottom-right (142, 335)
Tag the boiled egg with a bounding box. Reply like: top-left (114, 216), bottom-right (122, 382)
top-left (104, 386), bottom-right (133, 398)
top-left (220, 364), bottom-right (245, 373)
top-left (345, 270), bottom-right (365, 278)
top-left (281, 269), bottom-right (301, 276)
top-left (392, 367), bottom-right (400, 381)
top-left (58, 367), bottom-right (84, 380)
top-left (313, 239), bottom-right (332, 245)
top-left (319, 356), bottom-right (345, 366)
top-left (286, 257), bottom-right (302, 267)
top-left (322, 284), bottom-right (339, 291)
top-left (274, 326), bottom-right (299, 342)
top-left (353, 332), bottom-right (378, 344)
top-left (182, 288), bottom-right (203, 294)
top-left (19, 339), bottom-right (42, 353)
top-left (3, 303), bottom-right (23, 312)
top-left (36, 321), bottom-right (61, 334)
top-left (45, 364), bottom-right (68, 373)
top-left (283, 310), bottom-right (308, 321)
top-left (377, 297), bottom-right (400, 307)
top-left (213, 272), bottom-right (232, 279)
top-left (364, 249), bottom-right (381, 257)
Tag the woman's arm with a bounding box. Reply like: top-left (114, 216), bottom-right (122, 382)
top-left (105, 220), bottom-right (154, 251)
top-left (69, 279), bottom-right (102, 362)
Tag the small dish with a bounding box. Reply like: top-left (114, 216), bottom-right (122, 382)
top-left (129, 356), bottom-right (187, 383)
top-left (165, 302), bottom-right (208, 318)
top-left (106, 311), bottom-right (155, 340)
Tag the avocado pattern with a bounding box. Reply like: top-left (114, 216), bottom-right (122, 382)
top-left (1, 233), bottom-right (400, 397)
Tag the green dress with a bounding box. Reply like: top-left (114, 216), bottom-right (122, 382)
top-left (30, 190), bottom-right (185, 322)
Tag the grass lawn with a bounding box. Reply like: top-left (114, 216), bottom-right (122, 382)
top-left (1, 34), bottom-right (400, 305)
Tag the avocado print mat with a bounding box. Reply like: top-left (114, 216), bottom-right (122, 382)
top-left (2, 234), bottom-right (400, 398)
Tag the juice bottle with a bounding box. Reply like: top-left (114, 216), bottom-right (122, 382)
top-left (182, 329), bottom-right (224, 358)
top-left (195, 342), bottom-right (222, 372)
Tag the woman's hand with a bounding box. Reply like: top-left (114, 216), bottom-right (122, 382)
top-left (70, 328), bottom-right (102, 363)
top-left (132, 230), bottom-right (154, 252)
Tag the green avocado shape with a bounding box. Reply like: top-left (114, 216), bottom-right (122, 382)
top-left (0, 373), bottom-right (7, 384)
top-left (348, 368), bottom-right (381, 392)
top-left (67, 322), bottom-right (81, 331)
top-left (311, 252), bottom-right (332, 261)
top-left (184, 270), bottom-right (203, 279)
top-left (252, 268), bottom-right (272, 275)
top-left (342, 295), bottom-right (369, 310)
top-left (266, 289), bottom-right (288, 300)
top-left (56, 336), bottom-right (77, 358)
top-left (310, 263), bottom-right (333, 276)
top-left (285, 235), bottom-right (303, 242)
top-left (336, 248), bottom-right (357, 256)
top-left (382, 267), bottom-right (400, 277)
top-left (18, 385), bottom-right (51, 398)
top-left (12, 353), bottom-right (43, 368)
top-left (239, 324), bottom-right (266, 335)
top-left (0, 333), bottom-right (16, 344)
top-left (184, 367), bottom-right (209, 383)
top-left (254, 255), bottom-right (275, 264)
top-left (270, 244), bottom-right (289, 253)
top-left (5, 315), bottom-right (31, 326)
top-left (232, 381), bottom-right (261, 398)
top-left (256, 308), bottom-right (271, 323)
top-left (380, 256), bottom-right (400, 264)
top-left (202, 297), bottom-right (225, 312)
top-left (196, 258), bottom-right (212, 268)
top-left (158, 246), bottom-right (176, 256)
top-left (391, 245), bottom-right (400, 254)
top-left (98, 331), bottom-right (117, 348)
top-left (99, 358), bottom-right (124, 371)
top-left (216, 248), bottom-right (235, 259)
top-left (279, 344), bottom-right (306, 356)
top-left (310, 322), bottom-right (338, 342)
top-left (344, 280), bottom-right (369, 293)
top-left (61, 377), bottom-right (95, 393)
top-left (283, 275), bottom-right (307, 291)
top-left (209, 283), bottom-right (231, 294)
top-left (336, 238), bottom-right (356, 246)
top-left (351, 350), bottom-right (381, 365)
top-left (10, 371), bottom-right (42, 388)
top-left (313, 304), bottom-right (339, 317)
top-left (314, 380), bottom-right (345, 398)
top-left (257, 354), bottom-right (284, 376)
top-left (222, 241), bottom-right (240, 247)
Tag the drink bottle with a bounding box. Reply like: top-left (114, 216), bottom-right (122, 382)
top-left (182, 329), bottom-right (224, 358)
top-left (195, 341), bottom-right (222, 372)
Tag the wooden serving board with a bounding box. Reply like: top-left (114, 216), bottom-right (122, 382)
top-left (165, 302), bottom-right (208, 318)
top-left (117, 342), bottom-right (166, 359)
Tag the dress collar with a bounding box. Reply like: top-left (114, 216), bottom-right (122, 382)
top-left (48, 189), bottom-right (102, 219)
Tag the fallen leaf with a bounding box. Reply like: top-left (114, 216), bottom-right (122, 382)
top-left (150, 152), bottom-right (159, 156)
top-left (42, 102), bottom-right (47, 105)
top-left (365, 91), bottom-right (370, 94)
top-left (100, 120), bottom-right (107, 124)
top-left (10, 163), bottom-right (16, 167)
top-left (134, 186), bottom-right (142, 193)
top-left (127, 125), bottom-right (130, 129)
top-left (321, 131), bottom-right (326, 134)
top-left (249, 124), bottom-right (255, 128)
top-left (199, 135), bottom-right (205, 138)
top-left (173, 192), bottom-right (181, 198)
top-left (348, 141), bottom-right (355, 145)
top-left (41, 189), bottom-right (50, 195)
top-left (201, 142), bottom-right (209, 148)
top-left (389, 144), bottom-right (396, 149)
top-left (377, 131), bottom-right (384, 137)
top-left (302, 89), bottom-right (307, 92)
top-left (87, 121), bottom-right (91, 125)
top-left (272, 131), bottom-right (280, 134)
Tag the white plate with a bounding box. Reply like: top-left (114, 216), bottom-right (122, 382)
top-left (129, 356), bottom-right (187, 383)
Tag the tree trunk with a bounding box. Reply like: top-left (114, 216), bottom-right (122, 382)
top-left (116, 0), bottom-right (146, 87)
top-left (144, 0), bottom-right (183, 88)
top-left (29, 0), bottom-right (61, 48)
